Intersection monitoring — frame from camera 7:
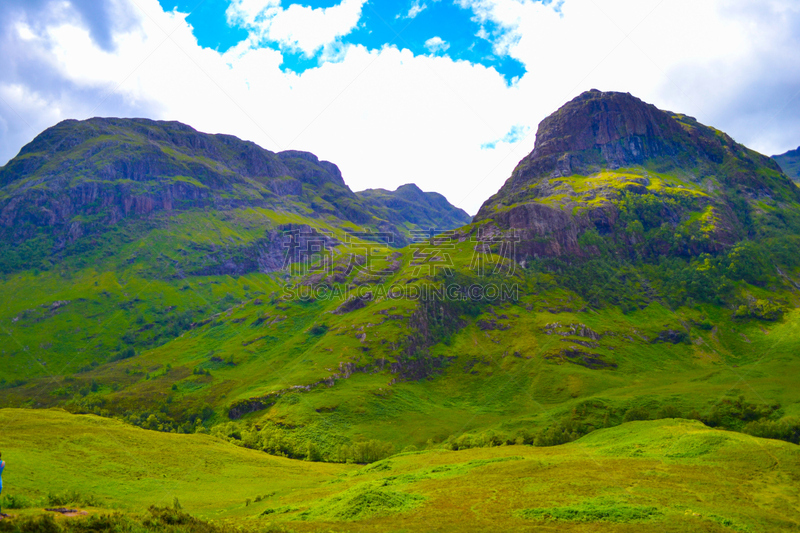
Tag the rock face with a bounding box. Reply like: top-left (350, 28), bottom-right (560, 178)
top-left (519, 90), bottom-right (686, 175)
top-left (0, 118), bottom-right (467, 252)
top-left (474, 90), bottom-right (800, 260)
top-left (773, 147), bottom-right (800, 183)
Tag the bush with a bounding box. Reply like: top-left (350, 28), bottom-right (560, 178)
top-left (704, 396), bottom-right (779, 430)
top-left (1, 494), bottom-right (32, 509)
top-left (0, 506), bottom-right (293, 533)
top-left (656, 405), bottom-right (682, 419)
top-left (0, 514), bottom-right (60, 533)
top-left (46, 491), bottom-right (99, 508)
top-left (534, 420), bottom-right (587, 447)
top-left (308, 324), bottom-right (329, 336)
top-left (622, 407), bottom-right (651, 422)
top-left (108, 348), bottom-right (135, 363)
top-left (742, 417), bottom-right (800, 444)
top-left (734, 299), bottom-right (784, 321)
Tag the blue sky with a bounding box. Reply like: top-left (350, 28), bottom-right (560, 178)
top-left (159, 0), bottom-right (527, 84)
top-left (1, 0), bottom-right (800, 214)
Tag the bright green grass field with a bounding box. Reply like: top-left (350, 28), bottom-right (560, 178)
top-left (2, 409), bottom-right (799, 532)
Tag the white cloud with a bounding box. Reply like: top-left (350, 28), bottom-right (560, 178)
top-left (424, 36), bottom-right (450, 54)
top-left (1, 0), bottom-right (800, 217)
top-left (226, 0), bottom-right (366, 57)
top-left (407, 1), bottom-right (427, 19)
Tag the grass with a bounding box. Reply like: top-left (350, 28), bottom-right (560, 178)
top-left (518, 502), bottom-right (663, 522)
top-left (2, 225), bottom-right (800, 461)
top-left (0, 408), bottom-right (349, 516)
top-left (1, 410), bottom-right (798, 532)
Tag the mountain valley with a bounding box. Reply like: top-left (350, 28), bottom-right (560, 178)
top-left (1, 90), bottom-right (799, 532)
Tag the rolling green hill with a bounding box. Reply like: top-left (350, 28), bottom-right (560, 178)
top-left (0, 91), bottom-right (799, 532)
top-left (1, 409), bottom-right (798, 532)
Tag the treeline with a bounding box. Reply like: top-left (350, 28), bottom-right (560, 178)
top-left (66, 396), bottom-right (215, 435)
top-left (440, 396), bottom-right (800, 451)
top-left (211, 422), bottom-right (395, 464)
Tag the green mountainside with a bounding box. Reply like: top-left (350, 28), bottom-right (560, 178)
top-left (1, 92), bottom-right (800, 530)
top-left (773, 146), bottom-right (800, 182)
top-left (0, 117), bottom-right (469, 274)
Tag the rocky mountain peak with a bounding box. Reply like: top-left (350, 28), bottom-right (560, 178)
top-left (502, 90), bottom-right (697, 192)
top-left (0, 117), bottom-right (473, 253)
top-left (478, 90), bottom-right (793, 217)
top-left (473, 90), bottom-right (799, 259)
top-left (530, 90), bottom-right (684, 172)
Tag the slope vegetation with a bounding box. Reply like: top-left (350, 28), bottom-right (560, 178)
top-left (1, 409), bottom-right (798, 532)
top-left (0, 93), bottom-right (799, 467)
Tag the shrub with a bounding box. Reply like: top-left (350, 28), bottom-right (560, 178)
top-left (742, 417), bottom-right (800, 444)
top-left (704, 397), bottom-right (779, 430)
top-left (623, 407), bottom-right (651, 422)
top-left (0, 514), bottom-right (60, 533)
top-left (534, 420), bottom-right (587, 447)
top-left (308, 324), bottom-right (329, 336)
top-left (46, 491), bottom-right (99, 508)
top-left (1, 494), bottom-right (32, 509)
top-left (656, 405), bottom-right (682, 419)
top-left (519, 503), bottom-right (662, 522)
top-left (734, 299), bottom-right (784, 321)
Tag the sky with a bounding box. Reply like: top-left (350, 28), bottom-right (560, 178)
top-left (1, 0), bottom-right (799, 215)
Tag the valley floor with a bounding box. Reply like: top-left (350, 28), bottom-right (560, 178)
top-left (1, 409), bottom-right (799, 532)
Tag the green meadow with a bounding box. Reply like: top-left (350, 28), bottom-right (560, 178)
top-left (1, 409), bottom-right (799, 532)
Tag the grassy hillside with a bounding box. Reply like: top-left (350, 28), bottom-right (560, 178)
top-left (1, 173), bottom-right (799, 459)
top-left (2, 215), bottom-right (799, 461)
top-left (1, 409), bottom-right (798, 532)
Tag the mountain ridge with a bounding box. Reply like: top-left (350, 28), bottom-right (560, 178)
top-left (356, 183), bottom-right (471, 232)
top-left (0, 117), bottom-right (471, 263)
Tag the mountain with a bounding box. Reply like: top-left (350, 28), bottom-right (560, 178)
top-left (1, 93), bottom-right (799, 479)
top-left (476, 89), bottom-right (800, 260)
top-left (773, 146), bottom-right (800, 182)
top-left (356, 183), bottom-right (472, 232)
top-left (0, 117), bottom-right (469, 272)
